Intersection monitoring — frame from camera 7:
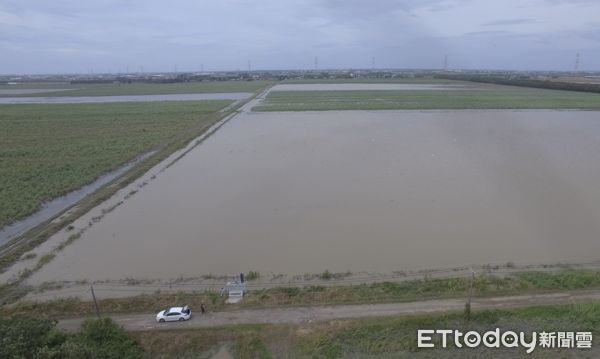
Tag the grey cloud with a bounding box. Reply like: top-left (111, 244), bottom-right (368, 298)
top-left (465, 30), bottom-right (512, 36)
top-left (484, 18), bottom-right (537, 26)
top-left (1, 0), bottom-right (599, 73)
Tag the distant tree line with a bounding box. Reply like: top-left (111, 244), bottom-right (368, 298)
top-left (435, 74), bottom-right (600, 94)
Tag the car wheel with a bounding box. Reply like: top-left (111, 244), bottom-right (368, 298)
top-left (179, 317), bottom-right (184, 321)
top-left (159, 319), bottom-right (165, 323)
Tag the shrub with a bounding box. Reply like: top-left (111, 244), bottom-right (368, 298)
top-left (0, 316), bottom-right (142, 359)
top-left (319, 270), bottom-right (333, 280)
top-left (246, 271), bottom-right (260, 281)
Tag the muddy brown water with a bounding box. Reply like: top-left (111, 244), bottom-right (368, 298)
top-left (28, 109), bottom-right (600, 283)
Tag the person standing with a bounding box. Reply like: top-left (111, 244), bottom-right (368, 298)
top-left (200, 303), bottom-right (206, 314)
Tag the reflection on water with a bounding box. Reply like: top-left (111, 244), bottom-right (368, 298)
top-left (30, 109), bottom-right (600, 282)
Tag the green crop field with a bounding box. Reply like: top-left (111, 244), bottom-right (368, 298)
top-left (0, 100), bottom-right (231, 228)
top-left (281, 77), bottom-right (460, 84)
top-left (0, 80), bottom-right (272, 97)
top-left (253, 88), bottom-right (600, 111)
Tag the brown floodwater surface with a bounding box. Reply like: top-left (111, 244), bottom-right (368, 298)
top-left (30, 109), bottom-right (600, 282)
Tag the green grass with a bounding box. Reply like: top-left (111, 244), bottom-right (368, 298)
top-left (293, 302), bottom-right (600, 358)
top-left (4, 270), bottom-right (600, 318)
top-left (1, 81), bottom-right (272, 97)
top-left (0, 100), bottom-right (231, 228)
top-left (128, 302), bottom-right (600, 358)
top-left (253, 88), bottom-right (600, 111)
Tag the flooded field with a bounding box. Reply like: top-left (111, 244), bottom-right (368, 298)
top-left (0, 151), bottom-right (156, 246)
top-left (28, 109), bottom-right (600, 282)
top-left (0, 92), bottom-right (251, 104)
top-left (271, 83), bottom-right (475, 91)
top-left (0, 88), bottom-right (75, 96)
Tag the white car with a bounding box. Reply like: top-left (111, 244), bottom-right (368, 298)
top-left (156, 306), bottom-right (191, 322)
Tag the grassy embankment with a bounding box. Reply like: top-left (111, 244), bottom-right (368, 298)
top-left (137, 302), bottom-right (600, 358)
top-left (0, 80), bottom-right (272, 97)
top-left (3, 270), bottom-right (600, 318)
top-left (253, 88), bottom-right (600, 111)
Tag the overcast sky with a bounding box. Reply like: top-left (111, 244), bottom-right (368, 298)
top-left (1, 0), bottom-right (599, 74)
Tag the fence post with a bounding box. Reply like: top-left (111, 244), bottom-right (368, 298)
top-left (90, 285), bottom-right (100, 318)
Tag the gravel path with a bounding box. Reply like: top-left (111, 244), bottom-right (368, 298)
top-left (57, 289), bottom-right (600, 332)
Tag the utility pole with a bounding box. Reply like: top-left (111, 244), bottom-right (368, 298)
top-left (314, 56), bottom-right (319, 71)
top-left (90, 285), bottom-right (100, 318)
top-left (574, 52), bottom-right (580, 72)
top-left (465, 269), bottom-right (474, 321)
top-left (247, 60), bottom-right (251, 72)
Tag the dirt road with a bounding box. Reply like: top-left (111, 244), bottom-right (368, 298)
top-left (57, 289), bottom-right (600, 332)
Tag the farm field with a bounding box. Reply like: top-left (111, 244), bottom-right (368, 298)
top-left (0, 100), bottom-right (232, 228)
top-left (281, 77), bottom-right (462, 84)
top-left (0, 80), bottom-right (272, 97)
top-left (253, 87), bottom-right (600, 111)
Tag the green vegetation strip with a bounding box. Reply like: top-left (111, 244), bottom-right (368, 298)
top-left (4, 270), bottom-right (600, 318)
top-left (281, 77), bottom-right (459, 84)
top-left (0, 100), bottom-right (230, 228)
top-left (2, 302), bottom-right (597, 358)
top-left (291, 302), bottom-right (599, 358)
top-left (2, 301), bottom-right (597, 358)
top-left (0, 317), bottom-right (142, 358)
top-left (2, 80), bottom-right (273, 97)
top-left (253, 89), bottom-right (600, 111)
top-left (129, 302), bottom-right (599, 358)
